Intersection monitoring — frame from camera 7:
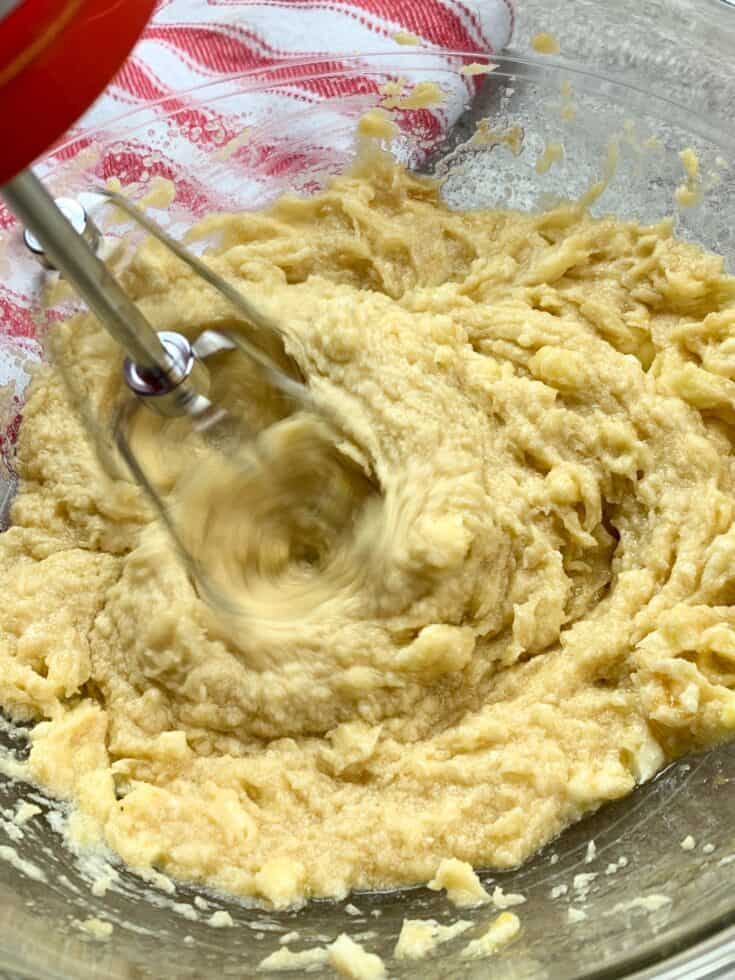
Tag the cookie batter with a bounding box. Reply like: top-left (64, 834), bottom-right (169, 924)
top-left (2, 144), bottom-right (735, 907)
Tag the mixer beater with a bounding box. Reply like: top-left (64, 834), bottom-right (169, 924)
top-left (0, 0), bottom-right (374, 614)
top-left (4, 169), bottom-right (370, 614)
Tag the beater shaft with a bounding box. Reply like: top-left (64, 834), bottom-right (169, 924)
top-left (4, 169), bottom-right (174, 379)
top-left (3, 168), bottom-right (214, 415)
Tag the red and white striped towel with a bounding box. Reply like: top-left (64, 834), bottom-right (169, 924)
top-left (68, 0), bottom-right (514, 188)
top-left (81, 0), bottom-right (513, 130)
top-left (0, 0), bottom-right (513, 457)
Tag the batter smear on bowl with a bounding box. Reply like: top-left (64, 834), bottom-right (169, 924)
top-left (2, 143), bottom-right (735, 908)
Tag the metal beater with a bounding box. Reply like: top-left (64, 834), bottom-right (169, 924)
top-left (0, 2), bottom-right (367, 614)
top-left (3, 169), bottom-right (354, 614)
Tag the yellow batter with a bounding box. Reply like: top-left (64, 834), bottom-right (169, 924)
top-left (2, 145), bottom-right (735, 908)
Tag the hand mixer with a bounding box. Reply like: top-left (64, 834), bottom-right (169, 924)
top-left (0, 0), bottom-right (367, 613)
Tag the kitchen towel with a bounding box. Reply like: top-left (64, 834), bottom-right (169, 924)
top-left (81, 0), bottom-right (514, 130)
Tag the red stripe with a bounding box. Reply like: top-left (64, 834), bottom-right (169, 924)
top-left (48, 133), bottom-right (97, 162)
top-left (115, 58), bottom-right (170, 103)
top-left (94, 142), bottom-right (219, 216)
top-left (277, 68), bottom-right (383, 100)
top-left (448, 0), bottom-right (486, 47)
top-left (143, 19), bottom-right (306, 63)
top-left (144, 25), bottom-right (280, 74)
top-left (112, 58), bottom-right (242, 146)
top-left (0, 293), bottom-right (37, 340)
top-left (0, 202), bottom-right (15, 229)
top-left (89, 137), bottom-right (333, 211)
top-left (0, 406), bottom-right (22, 458)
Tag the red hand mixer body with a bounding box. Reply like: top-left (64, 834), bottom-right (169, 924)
top-left (0, 0), bottom-right (157, 183)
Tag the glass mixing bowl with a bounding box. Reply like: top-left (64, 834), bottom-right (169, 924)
top-left (2, 11), bottom-right (735, 980)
